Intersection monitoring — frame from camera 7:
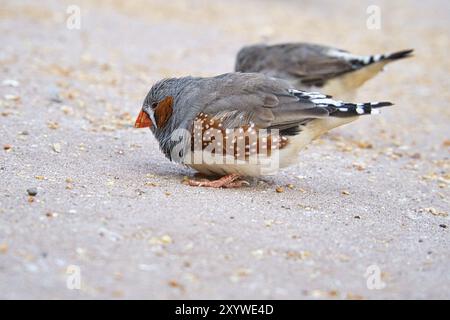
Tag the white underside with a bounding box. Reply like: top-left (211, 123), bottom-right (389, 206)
top-left (295, 61), bottom-right (389, 100)
top-left (326, 62), bottom-right (387, 98)
top-left (187, 117), bottom-right (357, 177)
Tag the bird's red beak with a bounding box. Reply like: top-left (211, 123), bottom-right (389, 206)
top-left (134, 109), bottom-right (152, 128)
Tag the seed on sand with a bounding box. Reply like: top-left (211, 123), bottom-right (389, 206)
top-left (168, 279), bottom-right (184, 290)
top-left (423, 207), bottom-right (448, 217)
top-left (275, 186), bottom-right (284, 193)
top-left (47, 121), bottom-right (60, 129)
top-left (0, 243), bottom-right (8, 254)
top-left (443, 139), bottom-right (450, 147)
top-left (355, 140), bottom-right (373, 149)
top-left (52, 143), bottom-right (61, 153)
top-left (4, 94), bottom-right (20, 101)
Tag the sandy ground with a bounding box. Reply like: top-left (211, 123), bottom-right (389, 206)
top-left (0, 0), bottom-right (449, 299)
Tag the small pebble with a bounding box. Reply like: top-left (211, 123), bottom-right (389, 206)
top-left (4, 94), bottom-right (20, 101)
top-left (2, 79), bottom-right (19, 87)
top-left (27, 188), bottom-right (38, 196)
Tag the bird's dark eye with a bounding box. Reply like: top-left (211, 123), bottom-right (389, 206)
top-left (151, 102), bottom-right (158, 108)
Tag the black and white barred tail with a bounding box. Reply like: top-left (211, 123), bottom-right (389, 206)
top-left (348, 49), bottom-right (414, 68)
top-left (289, 89), bottom-right (393, 117)
top-left (330, 101), bottom-right (393, 117)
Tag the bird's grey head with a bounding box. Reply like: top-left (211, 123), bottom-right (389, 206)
top-left (134, 78), bottom-right (181, 132)
top-left (144, 78), bottom-right (178, 126)
top-left (134, 77), bottom-right (195, 160)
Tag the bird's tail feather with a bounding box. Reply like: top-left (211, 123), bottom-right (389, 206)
top-left (331, 101), bottom-right (393, 117)
top-left (288, 89), bottom-right (393, 118)
top-left (352, 49), bottom-right (414, 67)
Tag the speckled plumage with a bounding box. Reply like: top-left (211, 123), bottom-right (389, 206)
top-left (139, 72), bottom-right (392, 177)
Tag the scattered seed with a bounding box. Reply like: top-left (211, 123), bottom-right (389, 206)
top-left (161, 235), bottom-right (172, 244)
top-left (0, 243), bottom-right (8, 254)
top-left (275, 186), bottom-right (284, 193)
top-left (60, 105), bottom-right (74, 115)
top-left (355, 140), bottom-right (373, 149)
top-left (352, 162), bottom-right (366, 171)
top-left (112, 290), bottom-right (124, 298)
top-left (168, 280), bottom-right (184, 290)
top-left (52, 143), bottom-right (61, 153)
top-left (251, 249), bottom-right (264, 259)
top-left (423, 207), bottom-right (448, 217)
top-left (4, 94), bottom-right (20, 101)
top-left (47, 121), bottom-right (60, 129)
top-left (264, 219), bottom-right (274, 227)
top-left (286, 250), bottom-right (310, 260)
top-left (346, 293), bottom-right (364, 300)
top-left (230, 268), bottom-right (252, 283)
top-left (443, 139), bottom-right (450, 147)
top-left (311, 289), bottom-right (339, 298)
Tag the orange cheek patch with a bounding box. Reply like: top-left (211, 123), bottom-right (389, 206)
top-left (154, 96), bottom-right (173, 128)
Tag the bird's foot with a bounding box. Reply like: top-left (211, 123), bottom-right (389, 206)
top-left (186, 173), bottom-right (249, 188)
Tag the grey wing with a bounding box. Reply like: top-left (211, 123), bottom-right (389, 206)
top-left (286, 45), bottom-right (356, 87)
top-left (200, 73), bottom-right (332, 130)
top-left (236, 43), bottom-right (357, 87)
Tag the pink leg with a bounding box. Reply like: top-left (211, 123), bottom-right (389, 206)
top-left (187, 174), bottom-right (248, 188)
